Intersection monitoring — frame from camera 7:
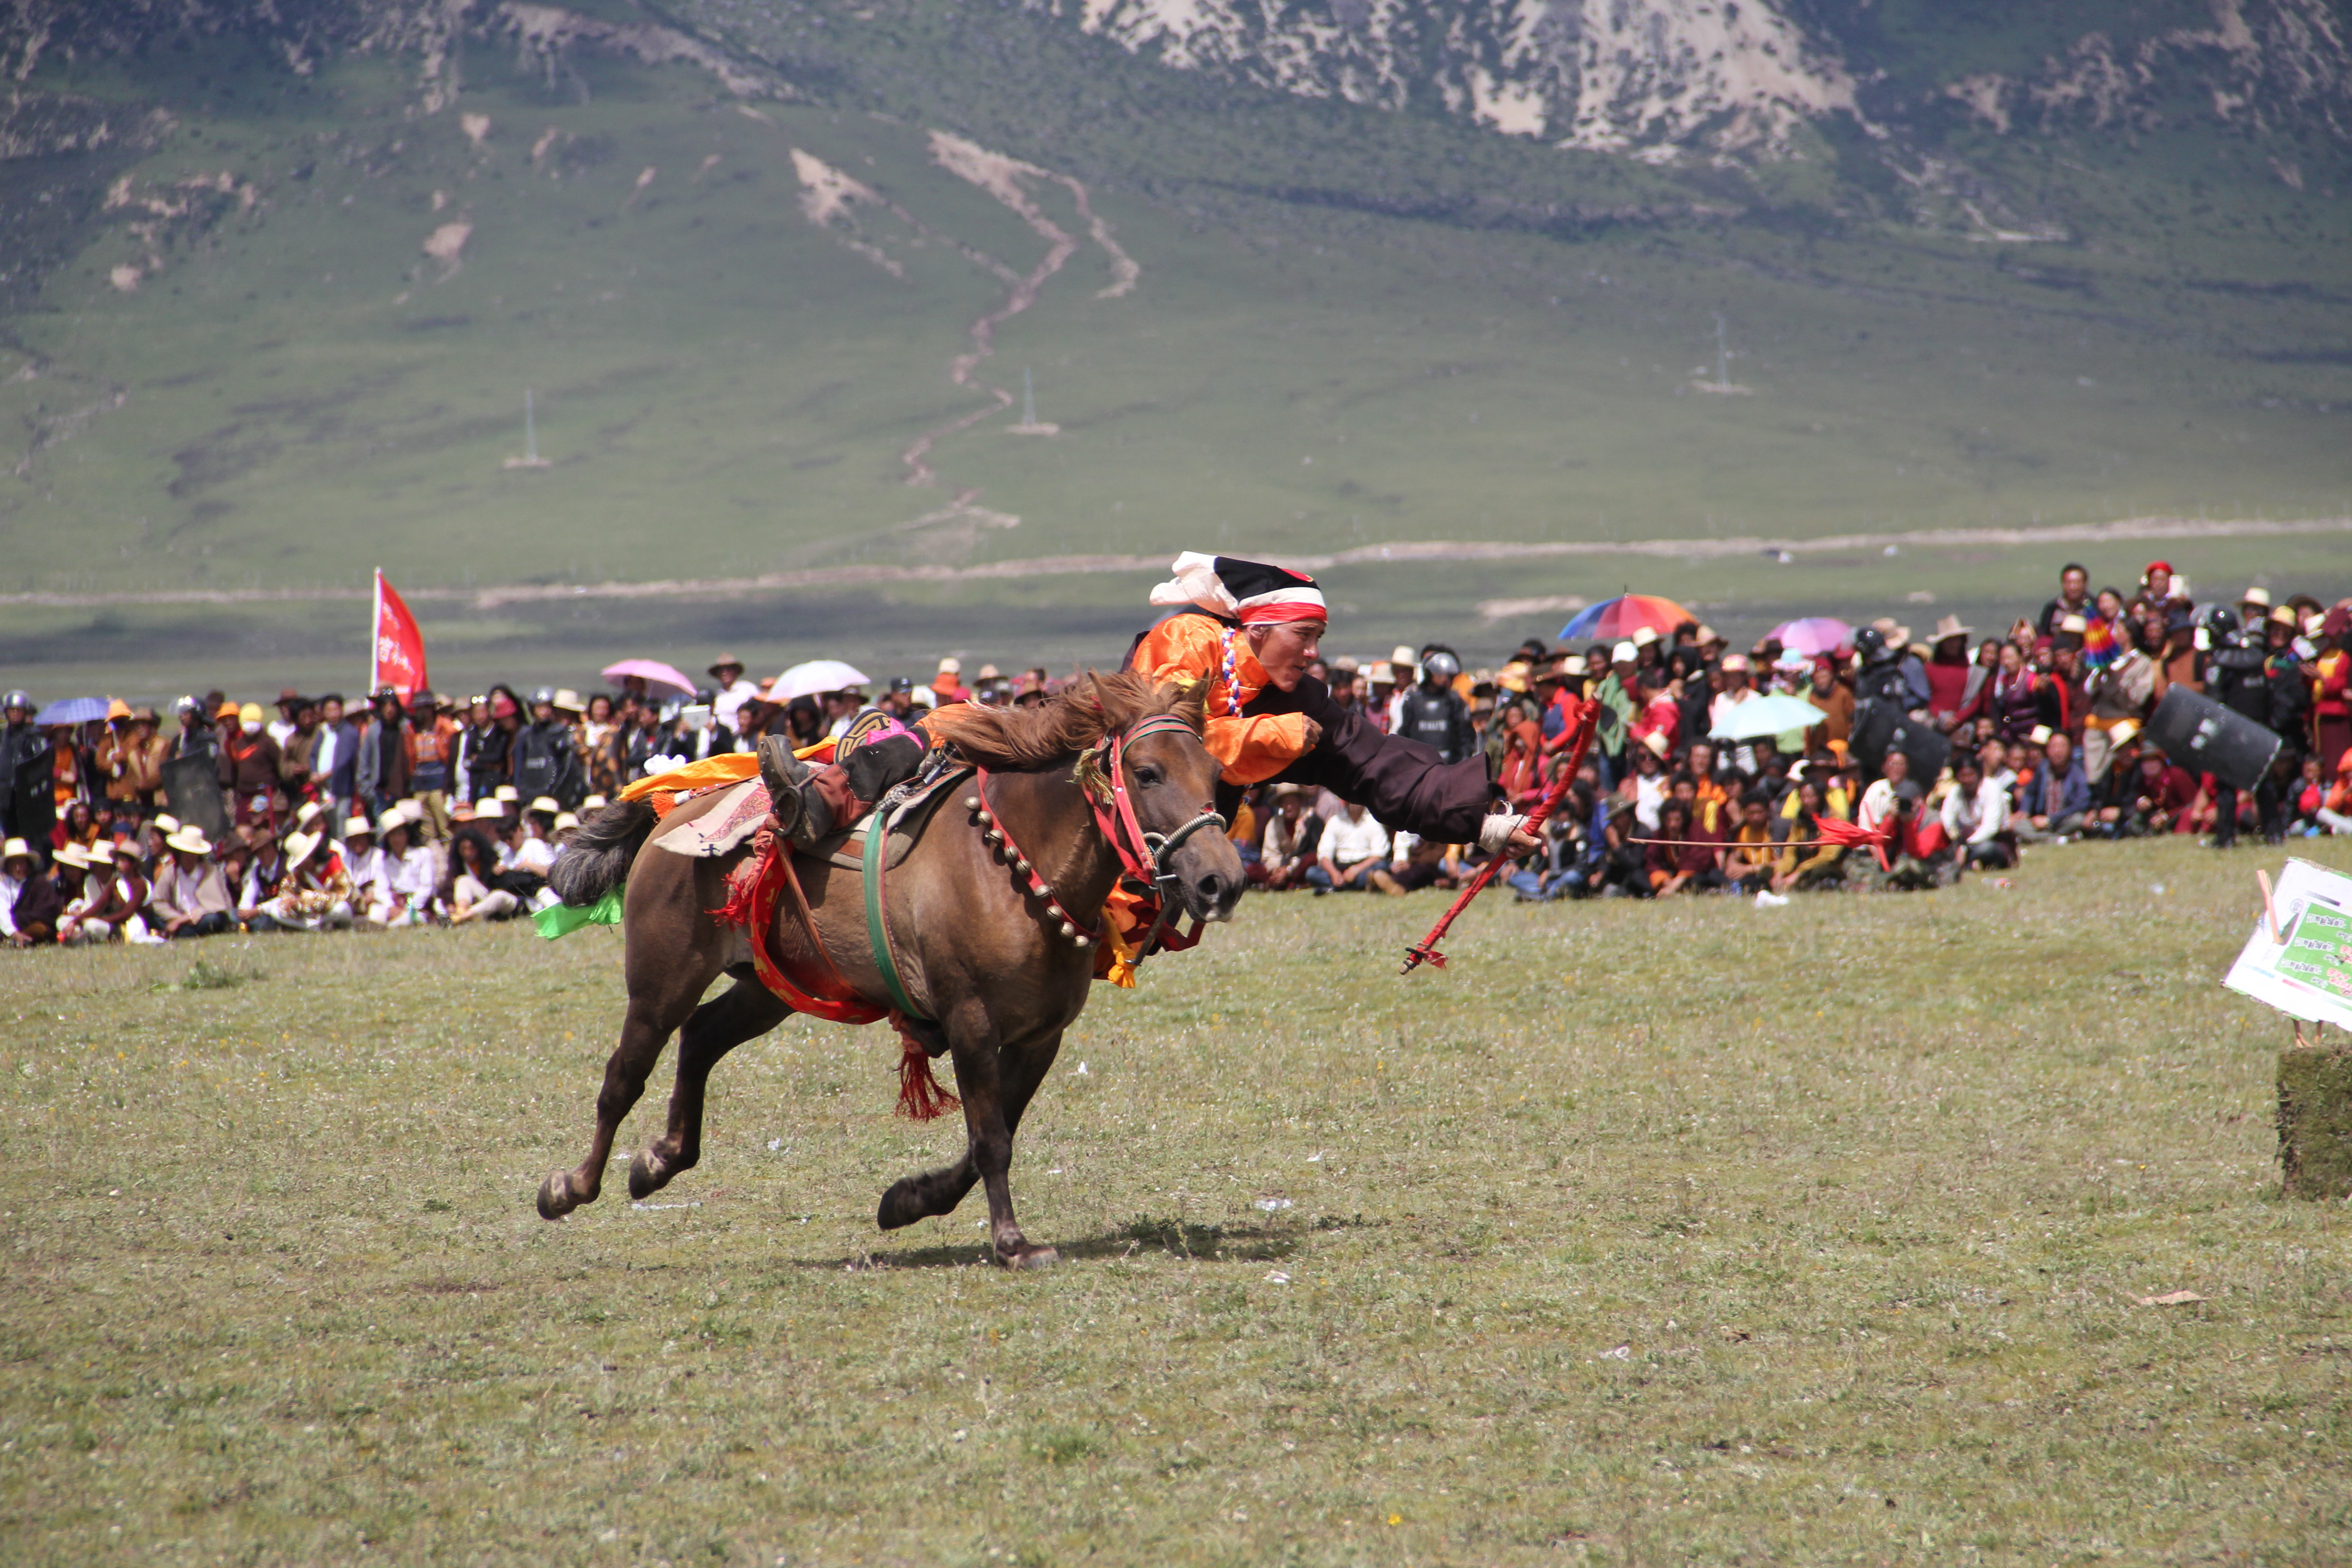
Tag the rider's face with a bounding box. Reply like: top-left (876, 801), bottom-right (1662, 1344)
top-left (1248, 621), bottom-right (1324, 692)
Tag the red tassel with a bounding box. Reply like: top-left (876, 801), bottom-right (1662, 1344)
top-left (894, 1019), bottom-right (960, 1121)
top-left (708, 845), bottom-right (766, 929)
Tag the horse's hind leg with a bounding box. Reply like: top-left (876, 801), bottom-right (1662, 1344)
top-left (538, 990), bottom-right (687, 1220)
top-left (631, 980), bottom-right (790, 1199)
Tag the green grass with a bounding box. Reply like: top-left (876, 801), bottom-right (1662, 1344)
top-left (1, 1), bottom-right (2348, 621)
top-left (2, 838), bottom-right (2348, 1563)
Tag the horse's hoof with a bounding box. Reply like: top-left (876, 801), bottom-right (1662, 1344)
top-left (876, 1177), bottom-right (928, 1231)
top-left (537, 1171), bottom-right (578, 1220)
top-left (627, 1149), bottom-right (671, 1200)
top-left (1000, 1244), bottom-right (1060, 1271)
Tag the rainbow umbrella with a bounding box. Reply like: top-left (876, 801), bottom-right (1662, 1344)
top-left (2078, 616), bottom-right (2122, 670)
top-left (1558, 593), bottom-right (1695, 643)
top-left (1765, 616), bottom-right (1852, 657)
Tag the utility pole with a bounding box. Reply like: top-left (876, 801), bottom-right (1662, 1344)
top-left (504, 387), bottom-right (551, 468)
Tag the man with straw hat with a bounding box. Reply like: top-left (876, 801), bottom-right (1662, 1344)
top-left (90, 839), bottom-right (162, 944)
top-left (253, 825), bottom-right (354, 932)
top-left (150, 823), bottom-right (234, 939)
top-left (52, 843), bottom-right (111, 945)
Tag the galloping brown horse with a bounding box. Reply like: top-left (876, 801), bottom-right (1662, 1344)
top-left (534, 672), bottom-right (1244, 1267)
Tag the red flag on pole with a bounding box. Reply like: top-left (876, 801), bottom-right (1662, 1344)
top-left (371, 569), bottom-right (427, 698)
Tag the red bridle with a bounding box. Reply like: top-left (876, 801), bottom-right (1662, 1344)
top-left (967, 713), bottom-right (1225, 952)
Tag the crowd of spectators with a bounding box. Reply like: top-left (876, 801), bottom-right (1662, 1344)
top-left (1, 563), bottom-right (2347, 946)
top-left (1230, 561), bottom-right (2351, 905)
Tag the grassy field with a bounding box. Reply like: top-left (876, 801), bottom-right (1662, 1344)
top-left (2, 836), bottom-right (2347, 1564)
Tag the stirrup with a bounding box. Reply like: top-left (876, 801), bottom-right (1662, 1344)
top-left (759, 737), bottom-right (813, 838)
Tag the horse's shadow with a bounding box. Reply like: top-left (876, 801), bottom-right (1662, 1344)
top-left (810, 1212), bottom-right (1384, 1272)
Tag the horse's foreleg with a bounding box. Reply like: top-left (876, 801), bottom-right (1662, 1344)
top-left (949, 1026), bottom-right (1065, 1269)
top-left (632, 980), bottom-right (790, 1200)
top-left (538, 995), bottom-right (678, 1220)
top-left (875, 1029), bottom-right (1063, 1235)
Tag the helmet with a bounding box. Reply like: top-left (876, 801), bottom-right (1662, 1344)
top-left (1, 690), bottom-right (29, 712)
top-left (530, 686), bottom-right (556, 707)
top-left (1421, 651), bottom-right (1461, 683)
top-left (1852, 626), bottom-right (1889, 664)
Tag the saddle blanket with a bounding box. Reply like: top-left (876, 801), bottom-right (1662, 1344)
top-left (651, 778), bottom-right (772, 859)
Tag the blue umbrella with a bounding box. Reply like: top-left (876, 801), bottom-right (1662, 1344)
top-left (33, 696), bottom-right (107, 727)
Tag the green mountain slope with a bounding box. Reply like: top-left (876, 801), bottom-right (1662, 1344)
top-left (0, 1), bottom-right (2346, 685)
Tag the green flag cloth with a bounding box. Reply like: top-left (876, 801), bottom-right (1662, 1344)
top-left (533, 887), bottom-right (623, 940)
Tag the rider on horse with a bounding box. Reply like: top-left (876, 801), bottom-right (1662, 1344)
top-left (757, 551), bottom-right (1536, 861)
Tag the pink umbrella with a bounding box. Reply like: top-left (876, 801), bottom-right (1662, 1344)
top-left (1765, 617), bottom-right (1852, 657)
top-left (600, 658), bottom-right (698, 698)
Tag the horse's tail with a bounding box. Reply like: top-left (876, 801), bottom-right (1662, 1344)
top-left (550, 799), bottom-right (656, 907)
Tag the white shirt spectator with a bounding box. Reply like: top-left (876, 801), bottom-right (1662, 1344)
top-left (1940, 777), bottom-right (2009, 844)
top-left (712, 677), bottom-right (762, 730)
top-left (1320, 806), bottom-right (1390, 868)
top-left (511, 834), bottom-right (557, 877)
top-left (1858, 778), bottom-right (1898, 836)
top-left (1633, 772), bottom-right (1667, 832)
top-left (0, 867), bottom-right (20, 938)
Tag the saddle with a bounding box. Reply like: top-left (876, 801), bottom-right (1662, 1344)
top-left (798, 755), bottom-right (975, 873)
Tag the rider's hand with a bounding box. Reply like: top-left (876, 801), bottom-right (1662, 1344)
top-left (1298, 716), bottom-right (1323, 750)
top-left (1504, 825), bottom-right (1543, 859)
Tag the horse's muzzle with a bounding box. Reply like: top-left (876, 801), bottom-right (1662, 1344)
top-left (1176, 846), bottom-right (1246, 924)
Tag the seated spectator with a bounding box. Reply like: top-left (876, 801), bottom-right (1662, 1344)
top-left (1620, 730), bottom-right (1670, 829)
top-left (1589, 799), bottom-right (1649, 898)
top-left (1646, 801), bottom-right (1724, 896)
top-left (1391, 834), bottom-right (1463, 894)
top-left (53, 844), bottom-right (108, 945)
top-left (254, 829), bottom-right (355, 933)
top-left (1308, 800), bottom-right (1401, 896)
top-left (2017, 731), bottom-right (2091, 841)
top-left (360, 813), bottom-right (438, 926)
top-left (1254, 784), bottom-right (1322, 890)
top-left (150, 825), bottom-right (234, 939)
top-left (2319, 750), bottom-right (2352, 835)
top-left (1686, 741), bottom-right (1730, 833)
top-left (5, 839), bottom-right (66, 945)
top-left (1724, 791), bottom-right (1778, 893)
top-left (444, 828), bottom-right (520, 923)
top-left (236, 832), bottom-right (289, 929)
top-left (87, 840), bottom-right (160, 945)
top-left (1510, 784), bottom-right (1597, 902)
top-left (2125, 750), bottom-right (2200, 835)
top-left (1940, 755), bottom-right (2014, 870)
top-left (1772, 780), bottom-right (1847, 893)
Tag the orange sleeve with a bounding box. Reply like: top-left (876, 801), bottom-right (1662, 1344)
top-left (1132, 616), bottom-right (1315, 786)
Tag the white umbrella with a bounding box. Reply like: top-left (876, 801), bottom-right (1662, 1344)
top-left (769, 659), bottom-right (869, 704)
top-left (1708, 692), bottom-right (1825, 741)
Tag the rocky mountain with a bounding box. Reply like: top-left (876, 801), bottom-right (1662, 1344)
top-left (1028, 0), bottom-right (2350, 161)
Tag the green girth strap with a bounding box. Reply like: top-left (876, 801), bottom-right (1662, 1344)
top-left (862, 817), bottom-right (930, 1022)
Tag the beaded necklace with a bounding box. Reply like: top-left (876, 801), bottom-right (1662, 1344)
top-left (1217, 627), bottom-right (1248, 717)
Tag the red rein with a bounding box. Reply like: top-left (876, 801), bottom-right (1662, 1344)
top-left (1401, 698), bottom-right (1600, 975)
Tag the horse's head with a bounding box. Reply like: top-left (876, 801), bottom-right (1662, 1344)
top-left (1117, 715), bottom-right (1245, 925)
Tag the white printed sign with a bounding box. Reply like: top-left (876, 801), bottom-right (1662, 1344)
top-left (2223, 858), bottom-right (2352, 1030)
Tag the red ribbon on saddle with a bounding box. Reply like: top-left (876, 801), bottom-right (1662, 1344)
top-left (712, 829), bottom-right (959, 1121)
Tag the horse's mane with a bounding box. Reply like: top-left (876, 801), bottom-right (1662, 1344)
top-left (920, 670), bottom-right (1205, 769)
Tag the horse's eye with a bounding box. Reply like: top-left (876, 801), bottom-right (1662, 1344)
top-left (1135, 766), bottom-right (1162, 788)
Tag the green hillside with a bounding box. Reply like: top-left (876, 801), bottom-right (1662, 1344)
top-left (0, 0), bottom-right (2347, 688)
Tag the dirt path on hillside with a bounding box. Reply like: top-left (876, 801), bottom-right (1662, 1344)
top-left (898, 132), bottom-right (1137, 491)
top-left (12, 516), bottom-right (2342, 612)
